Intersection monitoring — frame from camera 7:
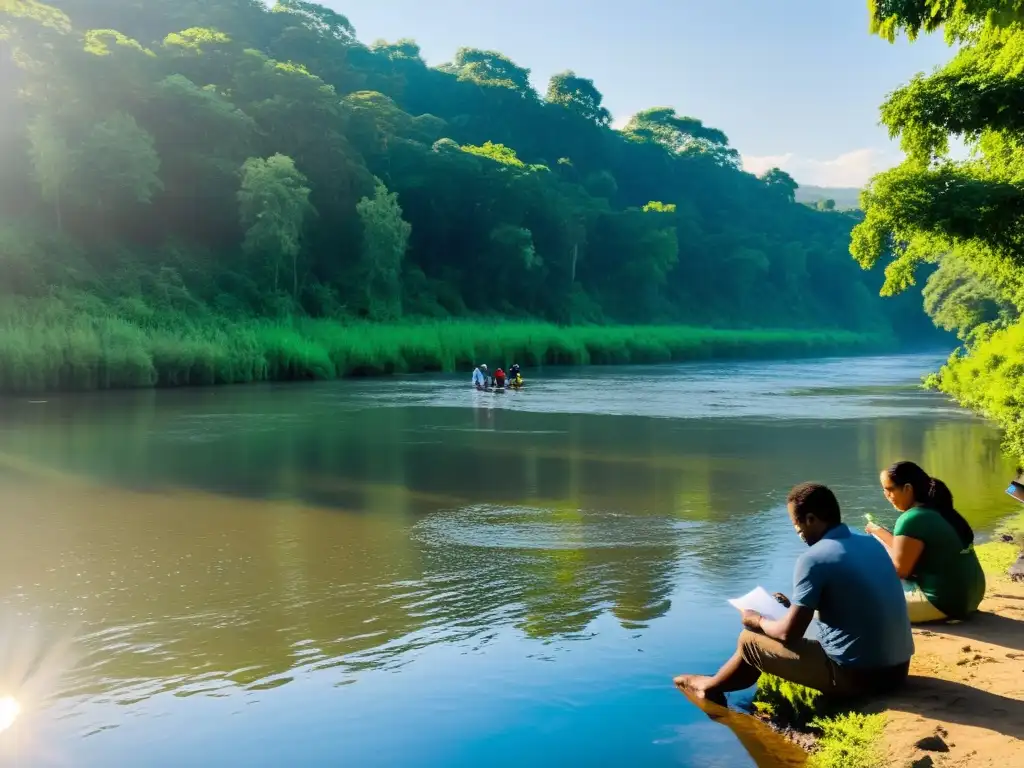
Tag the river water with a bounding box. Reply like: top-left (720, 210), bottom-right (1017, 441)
top-left (0, 353), bottom-right (1017, 767)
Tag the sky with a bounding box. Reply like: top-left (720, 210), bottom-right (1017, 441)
top-left (327, 0), bottom-right (958, 189)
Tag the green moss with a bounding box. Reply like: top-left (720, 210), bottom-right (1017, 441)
top-left (752, 673), bottom-right (824, 727)
top-left (976, 507), bottom-right (1024, 578)
top-left (0, 295), bottom-right (889, 394)
top-left (753, 675), bottom-right (884, 768)
top-left (808, 712), bottom-right (885, 768)
top-left (977, 540), bottom-right (1020, 578)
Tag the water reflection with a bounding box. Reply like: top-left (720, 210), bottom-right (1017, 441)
top-left (0, 354), bottom-right (1017, 765)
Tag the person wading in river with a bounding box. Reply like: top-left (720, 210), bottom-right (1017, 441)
top-left (472, 363), bottom-right (488, 390)
top-left (674, 483), bottom-right (914, 703)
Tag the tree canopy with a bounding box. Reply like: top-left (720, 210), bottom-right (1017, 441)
top-left (0, 0), bottom-right (939, 340)
top-left (853, 0), bottom-right (1024, 457)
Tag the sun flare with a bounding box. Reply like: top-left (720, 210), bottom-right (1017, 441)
top-left (0, 697), bottom-right (21, 734)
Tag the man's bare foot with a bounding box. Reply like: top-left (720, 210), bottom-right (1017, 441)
top-left (673, 674), bottom-right (726, 705)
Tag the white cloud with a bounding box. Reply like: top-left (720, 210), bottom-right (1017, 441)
top-left (741, 148), bottom-right (898, 188)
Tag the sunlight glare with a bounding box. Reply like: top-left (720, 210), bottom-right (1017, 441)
top-left (0, 697), bottom-right (21, 734)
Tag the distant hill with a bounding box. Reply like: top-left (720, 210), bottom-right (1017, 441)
top-left (795, 185), bottom-right (862, 210)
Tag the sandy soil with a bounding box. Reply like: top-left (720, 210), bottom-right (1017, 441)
top-left (875, 580), bottom-right (1024, 767)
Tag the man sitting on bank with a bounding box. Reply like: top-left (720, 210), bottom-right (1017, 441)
top-left (675, 483), bottom-right (914, 703)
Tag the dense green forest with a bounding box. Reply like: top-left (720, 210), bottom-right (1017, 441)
top-left (0, 0), bottom-right (942, 392)
top-left (855, 0), bottom-right (1024, 460)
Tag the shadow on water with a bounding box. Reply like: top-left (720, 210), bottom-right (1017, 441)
top-left (0, 354), bottom-right (1018, 764)
top-left (676, 689), bottom-right (807, 767)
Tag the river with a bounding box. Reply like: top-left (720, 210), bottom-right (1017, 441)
top-left (0, 353), bottom-right (1017, 767)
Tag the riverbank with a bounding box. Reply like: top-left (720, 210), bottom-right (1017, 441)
top-left (749, 511), bottom-right (1024, 767)
top-left (0, 296), bottom-right (890, 395)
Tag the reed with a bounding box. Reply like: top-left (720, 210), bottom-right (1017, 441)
top-left (0, 296), bottom-right (891, 394)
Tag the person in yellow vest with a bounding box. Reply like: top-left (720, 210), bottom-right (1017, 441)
top-left (508, 363), bottom-right (524, 389)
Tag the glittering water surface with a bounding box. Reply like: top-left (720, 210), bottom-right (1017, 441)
top-left (0, 353), bottom-right (1016, 767)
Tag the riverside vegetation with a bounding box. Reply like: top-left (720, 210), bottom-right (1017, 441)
top-left (0, 0), bottom-right (946, 394)
top-left (854, 0), bottom-right (1024, 465)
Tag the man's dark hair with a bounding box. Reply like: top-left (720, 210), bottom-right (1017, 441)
top-left (787, 482), bottom-right (841, 524)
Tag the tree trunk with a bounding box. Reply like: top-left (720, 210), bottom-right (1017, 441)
top-left (570, 242), bottom-right (578, 284)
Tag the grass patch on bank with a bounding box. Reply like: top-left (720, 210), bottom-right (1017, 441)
top-left (0, 295), bottom-right (890, 394)
top-left (753, 675), bottom-right (885, 768)
top-left (976, 507), bottom-right (1024, 579)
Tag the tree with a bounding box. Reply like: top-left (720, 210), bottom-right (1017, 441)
top-left (621, 107), bottom-right (739, 166)
top-left (0, 0), bottom-right (942, 353)
top-left (73, 111), bottom-right (163, 213)
top-left (850, 0), bottom-right (1024, 458)
top-left (447, 48), bottom-right (535, 97)
top-left (759, 167), bottom-right (798, 203)
top-left (26, 115), bottom-right (72, 231)
top-left (922, 255), bottom-right (1017, 339)
top-left (356, 178), bottom-right (411, 320)
top-left (271, 0), bottom-right (356, 43)
top-left (546, 70), bottom-right (610, 125)
top-left (460, 141), bottom-right (525, 167)
top-left (238, 154), bottom-right (315, 297)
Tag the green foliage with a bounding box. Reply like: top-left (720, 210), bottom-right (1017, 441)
top-left (74, 112), bottom-right (163, 211)
top-left (760, 167), bottom-right (799, 203)
top-left (753, 675), bottom-right (884, 768)
top-left (26, 115), bottom-right (72, 230)
top-left (752, 674), bottom-right (824, 726)
top-left (546, 70), bottom-right (611, 125)
top-left (460, 141), bottom-right (525, 168)
top-left (854, 0), bottom-right (1024, 462)
top-left (238, 154), bottom-right (315, 297)
top-left (922, 256), bottom-right (1017, 339)
top-left (808, 712), bottom-right (885, 768)
top-left (0, 0), bottom-right (945, 380)
top-left (0, 293), bottom-right (887, 394)
top-left (448, 47), bottom-right (534, 96)
top-left (356, 178), bottom-right (411, 320)
top-left (622, 107), bottom-right (739, 166)
top-left (642, 201), bottom-right (676, 214)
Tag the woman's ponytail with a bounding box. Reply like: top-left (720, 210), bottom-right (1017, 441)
top-left (927, 477), bottom-right (974, 547)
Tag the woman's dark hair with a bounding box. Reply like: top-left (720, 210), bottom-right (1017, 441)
top-left (885, 461), bottom-right (974, 546)
top-left (788, 482), bottom-right (841, 525)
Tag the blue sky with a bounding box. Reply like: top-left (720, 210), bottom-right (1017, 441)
top-left (328, 0), bottom-right (957, 188)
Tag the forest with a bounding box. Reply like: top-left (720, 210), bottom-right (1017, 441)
top-left (855, 0), bottom-right (1024, 461)
top-left (0, 0), bottom-right (943, 392)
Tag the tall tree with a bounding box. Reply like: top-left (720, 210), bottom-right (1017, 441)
top-left (355, 177), bottom-right (411, 320)
top-left (851, 0), bottom-right (1024, 457)
top-left (238, 153), bottom-right (315, 297)
top-left (73, 111), bottom-right (163, 214)
top-left (759, 167), bottom-right (798, 203)
top-left (546, 70), bottom-right (611, 125)
top-left (445, 47), bottom-right (535, 97)
top-left (26, 115), bottom-right (72, 231)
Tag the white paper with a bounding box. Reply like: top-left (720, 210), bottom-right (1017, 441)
top-left (727, 586), bottom-right (788, 622)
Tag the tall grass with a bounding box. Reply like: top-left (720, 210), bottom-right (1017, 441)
top-left (0, 296), bottom-right (892, 394)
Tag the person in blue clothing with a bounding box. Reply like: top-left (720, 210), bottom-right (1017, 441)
top-left (675, 482), bottom-right (913, 703)
top-left (471, 363), bottom-right (488, 390)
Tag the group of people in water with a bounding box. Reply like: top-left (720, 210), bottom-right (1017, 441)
top-left (675, 461), bottom-right (986, 703)
top-left (471, 362), bottom-right (524, 391)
